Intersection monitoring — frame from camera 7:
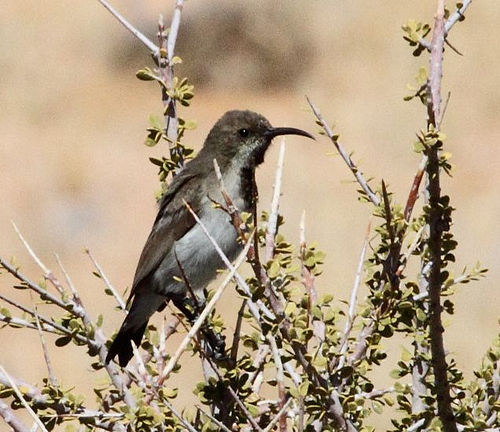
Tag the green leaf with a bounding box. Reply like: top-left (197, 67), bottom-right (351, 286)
top-left (372, 400), bottom-right (383, 414)
top-left (136, 67), bottom-right (157, 81)
top-left (298, 381), bottom-right (310, 396)
top-left (267, 260), bottom-right (281, 279)
top-left (398, 347), bottom-right (411, 362)
top-left (390, 369), bottom-right (403, 379)
top-left (0, 307), bottom-right (11, 318)
top-left (55, 336), bottom-right (72, 347)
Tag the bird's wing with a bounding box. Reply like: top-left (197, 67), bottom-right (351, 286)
top-left (128, 172), bottom-right (200, 303)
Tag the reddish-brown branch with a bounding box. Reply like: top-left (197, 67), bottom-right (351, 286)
top-left (425, 1), bottom-right (458, 431)
top-left (404, 155), bottom-right (427, 222)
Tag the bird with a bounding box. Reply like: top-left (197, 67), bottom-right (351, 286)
top-left (106, 110), bottom-right (313, 367)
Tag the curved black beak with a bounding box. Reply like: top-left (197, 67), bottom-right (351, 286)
top-left (264, 127), bottom-right (315, 141)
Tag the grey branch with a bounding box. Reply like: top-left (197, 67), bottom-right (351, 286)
top-left (97, 0), bottom-right (158, 54)
top-left (158, 1), bottom-right (186, 167)
top-left (12, 222), bottom-right (65, 295)
top-left (262, 397), bottom-right (293, 432)
top-left (354, 387), bottom-right (395, 401)
top-left (0, 293), bottom-right (93, 346)
top-left (336, 219), bottom-right (371, 371)
top-left (0, 256), bottom-right (72, 314)
top-left (33, 306), bottom-right (57, 386)
top-left (0, 399), bottom-right (29, 432)
top-left (86, 248), bottom-right (127, 312)
top-left (445, 0), bottom-right (473, 34)
top-left (0, 366), bottom-right (48, 432)
top-left (268, 334), bottom-right (287, 432)
top-left (265, 139), bottom-right (286, 261)
top-left (307, 97), bottom-right (380, 207)
top-left (196, 406), bottom-right (233, 432)
top-left (418, 0), bottom-right (473, 51)
top-left (167, 0), bottom-right (184, 64)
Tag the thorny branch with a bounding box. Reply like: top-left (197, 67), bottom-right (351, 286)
top-left (0, 399), bottom-right (29, 432)
top-left (0, 240), bottom-right (136, 410)
top-left (307, 97), bottom-right (380, 207)
top-left (417, 0), bottom-right (473, 52)
top-left (424, 1), bottom-right (458, 431)
top-left (158, 0), bottom-right (185, 168)
top-left (97, 0), bottom-right (158, 54)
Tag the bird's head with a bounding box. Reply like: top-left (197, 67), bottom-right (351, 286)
top-left (202, 110), bottom-right (314, 168)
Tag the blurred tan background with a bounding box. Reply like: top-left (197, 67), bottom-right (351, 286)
top-left (1, 0), bottom-right (499, 429)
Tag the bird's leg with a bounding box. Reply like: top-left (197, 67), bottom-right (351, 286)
top-left (171, 294), bottom-right (227, 361)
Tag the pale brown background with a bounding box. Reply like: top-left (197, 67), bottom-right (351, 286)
top-left (1, 1), bottom-right (499, 429)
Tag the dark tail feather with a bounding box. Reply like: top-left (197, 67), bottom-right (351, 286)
top-left (106, 322), bottom-right (147, 367)
top-left (105, 291), bottom-right (166, 367)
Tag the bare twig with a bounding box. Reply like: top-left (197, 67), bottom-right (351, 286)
top-left (33, 306), bottom-right (57, 386)
top-left (0, 366), bottom-right (48, 432)
top-left (48, 259), bottom-right (137, 410)
top-left (418, 36), bottom-right (432, 51)
top-left (163, 399), bottom-right (198, 432)
top-left (0, 257), bottom-right (72, 313)
top-left (12, 222), bottom-right (65, 295)
top-left (265, 139), bottom-right (286, 260)
top-left (0, 293), bottom-right (90, 345)
top-left (307, 97), bottom-right (380, 207)
top-left (411, 314), bottom-right (429, 417)
top-left (195, 406), bottom-right (233, 432)
top-left (131, 340), bottom-right (151, 390)
top-left (284, 362), bottom-right (302, 387)
top-left (54, 254), bottom-right (78, 299)
top-left (158, 0), bottom-right (185, 168)
top-left (156, 315), bottom-right (180, 372)
top-left (335, 219), bottom-right (371, 372)
top-left (417, 0), bottom-right (472, 51)
top-left (428, 2), bottom-right (445, 127)
top-left (230, 300), bottom-right (247, 364)
top-left (8, 243), bottom-right (138, 410)
top-left (444, 0), bottom-right (473, 34)
top-left (354, 387), bottom-right (395, 401)
top-left (86, 249), bottom-right (126, 312)
top-left (166, 1), bottom-right (184, 66)
top-left (10, 241), bottom-right (137, 409)
top-left (268, 335), bottom-right (287, 432)
top-left (249, 344), bottom-right (271, 393)
top-left (262, 397), bottom-right (293, 432)
top-left (404, 155), bottom-right (427, 222)
top-left (0, 399), bottom-right (29, 432)
top-left (328, 390), bottom-right (357, 432)
top-left (0, 311), bottom-right (61, 337)
top-left (97, 0), bottom-right (158, 54)
top-left (408, 418), bottom-right (427, 432)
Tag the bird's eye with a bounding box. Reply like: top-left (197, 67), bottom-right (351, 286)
top-left (238, 128), bottom-right (249, 137)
